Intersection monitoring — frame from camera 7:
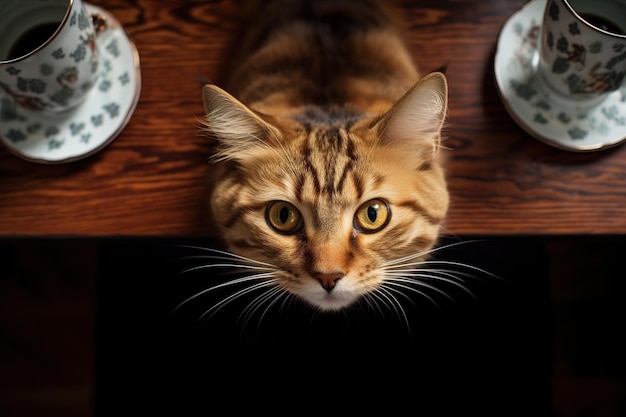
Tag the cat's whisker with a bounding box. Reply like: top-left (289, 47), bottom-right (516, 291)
top-left (380, 241), bottom-right (476, 268)
top-left (171, 272), bottom-right (277, 315)
top-left (358, 292), bottom-right (387, 316)
top-left (175, 245), bottom-right (279, 267)
top-left (386, 273), bottom-right (476, 301)
top-left (199, 278), bottom-right (281, 322)
top-left (419, 270), bottom-right (477, 296)
top-left (179, 262), bottom-right (275, 275)
top-left (242, 286), bottom-right (294, 332)
top-left (364, 289), bottom-right (396, 318)
top-left (381, 280), bottom-right (442, 310)
top-left (171, 245), bottom-right (304, 324)
top-left (384, 276), bottom-right (455, 304)
top-left (278, 291), bottom-right (298, 314)
top-left (385, 267), bottom-right (471, 284)
top-left (178, 254), bottom-right (267, 266)
top-left (380, 282), bottom-right (419, 306)
top-left (438, 137), bottom-right (455, 151)
top-left (424, 268), bottom-right (482, 281)
top-left (381, 249), bottom-right (431, 267)
top-left (375, 286), bottom-right (412, 334)
top-left (367, 286), bottom-right (411, 328)
top-left (374, 286), bottom-right (405, 316)
top-left (238, 287), bottom-right (272, 326)
top-left (239, 285), bottom-right (285, 330)
top-left (258, 287), bottom-right (292, 322)
top-left (386, 259), bottom-right (501, 281)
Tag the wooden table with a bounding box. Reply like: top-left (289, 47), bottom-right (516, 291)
top-left (1, 0), bottom-right (625, 237)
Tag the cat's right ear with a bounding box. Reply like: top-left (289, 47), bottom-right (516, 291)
top-left (201, 84), bottom-right (280, 162)
top-left (372, 72), bottom-right (448, 160)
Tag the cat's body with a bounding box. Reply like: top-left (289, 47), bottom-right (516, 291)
top-left (222, 0), bottom-right (420, 118)
top-left (200, 0), bottom-right (449, 312)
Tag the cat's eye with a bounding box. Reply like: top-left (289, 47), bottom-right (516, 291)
top-left (266, 201), bottom-right (302, 234)
top-left (354, 198), bottom-right (391, 233)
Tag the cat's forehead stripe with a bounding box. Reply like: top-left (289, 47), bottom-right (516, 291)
top-left (297, 127), bottom-right (362, 200)
top-left (301, 143), bottom-right (322, 195)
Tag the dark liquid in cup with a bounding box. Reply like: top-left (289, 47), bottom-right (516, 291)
top-left (7, 22), bottom-right (59, 60)
top-left (580, 13), bottom-right (626, 35)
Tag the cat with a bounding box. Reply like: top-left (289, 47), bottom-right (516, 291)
top-left (196, 0), bottom-right (452, 316)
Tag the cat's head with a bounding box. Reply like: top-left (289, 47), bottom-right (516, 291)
top-left (201, 72), bottom-right (449, 312)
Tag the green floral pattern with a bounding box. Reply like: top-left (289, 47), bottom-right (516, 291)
top-left (544, 0), bottom-right (626, 95)
top-left (0, 39), bottom-right (128, 148)
top-left (0, 4), bottom-right (98, 112)
top-left (0, 4), bottom-right (141, 163)
top-left (495, 0), bottom-right (626, 150)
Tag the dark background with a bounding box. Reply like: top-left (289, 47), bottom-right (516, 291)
top-left (1, 236), bottom-right (625, 416)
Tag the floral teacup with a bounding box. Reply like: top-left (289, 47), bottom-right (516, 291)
top-left (538, 0), bottom-right (626, 105)
top-left (0, 0), bottom-right (105, 113)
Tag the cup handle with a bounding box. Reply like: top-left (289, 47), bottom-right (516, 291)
top-left (91, 14), bottom-right (108, 36)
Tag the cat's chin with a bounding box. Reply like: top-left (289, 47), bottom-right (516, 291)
top-left (299, 285), bottom-right (360, 312)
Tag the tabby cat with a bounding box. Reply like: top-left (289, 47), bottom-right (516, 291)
top-left (199, 0), bottom-right (449, 314)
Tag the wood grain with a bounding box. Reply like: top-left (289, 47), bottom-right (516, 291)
top-left (1, 0), bottom-right (625, 237)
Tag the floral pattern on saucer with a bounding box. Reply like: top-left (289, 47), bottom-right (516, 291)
top-left (494, 0), bottom-right (626, 151)
top-left (0, 3), bottom-right (141, 163)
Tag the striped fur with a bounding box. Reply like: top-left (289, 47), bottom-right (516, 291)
top-left (201, 0), bottom-right (449, 311)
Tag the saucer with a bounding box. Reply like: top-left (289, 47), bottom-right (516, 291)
top-left (494, 0), bottom-right (626, 152)
top-left (0, 3), bottom-right (141, 163)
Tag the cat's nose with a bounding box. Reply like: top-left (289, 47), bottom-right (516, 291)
top-left (313, 271), bottom-right (345, 292)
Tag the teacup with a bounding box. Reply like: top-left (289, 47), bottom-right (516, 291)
top-left (538, 0), bottom-right (626, 106)
top-left (0, 0), bottom-right (105, 113)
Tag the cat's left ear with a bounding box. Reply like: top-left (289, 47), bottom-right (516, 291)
top-left (201, 84), bottom-right (281, 162)
top-left (374, 71), bottom-right (448, 158)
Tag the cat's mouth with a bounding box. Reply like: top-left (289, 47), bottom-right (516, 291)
top-left (298, 279), bottom-right (361, 312)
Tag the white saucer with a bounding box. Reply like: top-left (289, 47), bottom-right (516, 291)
top-left (494, 0), bottom-right (626, 152)
top-left (0, 3), bottom-right (141, 163)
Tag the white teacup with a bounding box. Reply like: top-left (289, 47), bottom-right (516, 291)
top-left (538, 0), bottom-right (626, 106)
top-left (0, 0), bottom-right (104, 113)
